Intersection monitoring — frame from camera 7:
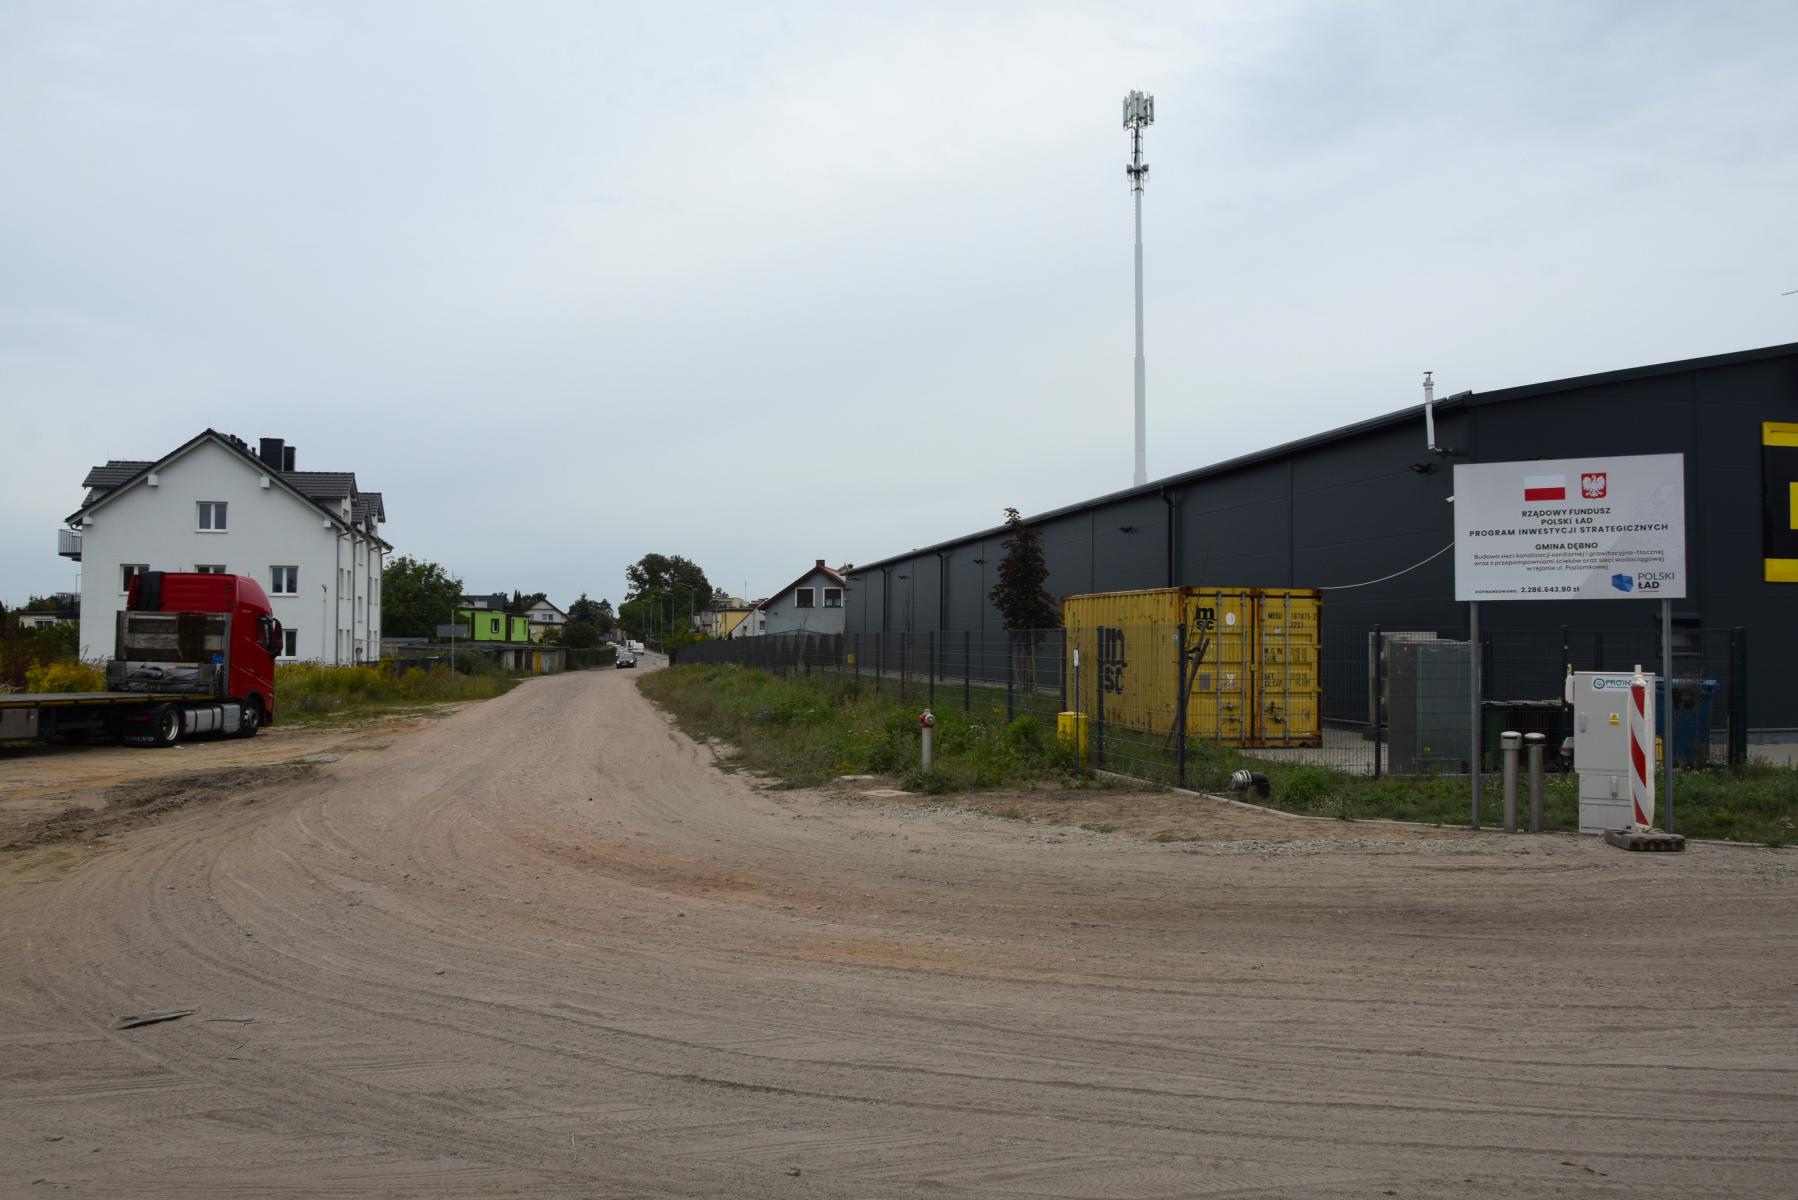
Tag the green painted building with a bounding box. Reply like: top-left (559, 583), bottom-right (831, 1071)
top-left (455, 609), bottom-right (531, 643)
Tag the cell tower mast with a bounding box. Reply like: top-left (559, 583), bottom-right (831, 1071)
top-left (1124, 90), bottom-right (1155, 488)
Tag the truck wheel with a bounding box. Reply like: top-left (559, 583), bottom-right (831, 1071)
top-left (237, 699), bottom-right (263, 738)
top-left (151, 704), bottom-right (183, 748)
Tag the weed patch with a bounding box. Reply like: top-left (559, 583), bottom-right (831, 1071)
top-left (1176, 740), bottom-right (1796, 845)
top-left (276, 662), bottom-right (518, 724)
top-left (638, 665), bottom-right (1081, 792)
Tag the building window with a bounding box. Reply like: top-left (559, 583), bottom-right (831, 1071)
top-left (197, 501), bottom-right (228, 531)
top-left (271, 565), bottom-right (298, 594)
top-left (795, 587), bottom-right (816, 608)
top-left (282, 629), bottom-right (299, 658)
top-left (120, 563), bottom-right (148, 592)
top-left (195, 564), bottom-right (226, 574)
top-left (823, 587), bottom-right (843, 608)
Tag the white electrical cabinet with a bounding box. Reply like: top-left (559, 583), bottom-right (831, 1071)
top-left (1569, 670), bottom-right (1653, 834)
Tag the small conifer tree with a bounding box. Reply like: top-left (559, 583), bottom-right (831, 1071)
top-left (989, 508), bottom-right (1060, 693)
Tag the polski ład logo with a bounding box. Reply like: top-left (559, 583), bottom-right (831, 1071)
top-left (1581, 472), bottom-right (1608, 499)
top-left (1610, 572), bottom-right (1634, 593)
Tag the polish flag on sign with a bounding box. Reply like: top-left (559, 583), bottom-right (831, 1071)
top-left (1523, 474), bottom-right (1567, 502)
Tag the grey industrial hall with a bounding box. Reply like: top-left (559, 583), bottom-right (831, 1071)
top-left (843, 341), bottom-right (1798, 731)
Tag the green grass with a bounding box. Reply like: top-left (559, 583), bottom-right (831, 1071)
top-left (639, 663), bottom-right (1796, 844)
top-left (1171, 739), bottom-right (1796, 846)
top-left (275, 662), bottom-right (519, 725)
top-left (637, 663), bottom-right (1084, 792)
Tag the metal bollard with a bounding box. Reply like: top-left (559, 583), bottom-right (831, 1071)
top-left (1525, 732), bottom-right (1546, 833)
top-left (1501, 731), bottom-right (1522, 834)
top-left (920, 709), bottom-right (935, 772)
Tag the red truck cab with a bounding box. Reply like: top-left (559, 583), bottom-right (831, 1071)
top-left (125, 571), bottom-right (282, 728)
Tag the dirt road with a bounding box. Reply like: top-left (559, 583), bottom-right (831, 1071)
top-left (0, 710), bottom-right (467, 847)
top-left (3, 667), bottom-right (1794, 1197)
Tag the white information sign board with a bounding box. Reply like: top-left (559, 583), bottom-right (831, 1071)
top-left (1453, 453), bottom-right (1686, 601)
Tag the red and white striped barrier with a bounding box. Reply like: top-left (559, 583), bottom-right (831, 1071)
top-left (1628, 664), bottom-right (1656, 829)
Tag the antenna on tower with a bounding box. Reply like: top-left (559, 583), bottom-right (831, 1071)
top-left (1123, 90), bottom-right (1154, 488)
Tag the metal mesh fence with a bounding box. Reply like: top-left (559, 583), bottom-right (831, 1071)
top-left (673, 624), bottom-right (1751, 786)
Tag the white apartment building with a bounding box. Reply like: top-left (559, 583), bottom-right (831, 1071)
top-left (62, 431), bottom-right (390, 663)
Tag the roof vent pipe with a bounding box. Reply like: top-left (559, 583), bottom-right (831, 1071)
top-left (1422, 371), bottom-right (1438, 454)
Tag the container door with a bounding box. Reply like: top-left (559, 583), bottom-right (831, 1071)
top-left (1255, 591), bottom-right (1322, 747)
top-left (1181, 589), bottom-right (1255, 745)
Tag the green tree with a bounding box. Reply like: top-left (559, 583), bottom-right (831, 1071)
top-left (507, 589), bottom-right (548, 616)
top-left (988, 507), bottom-right (1059, 694)
top-left (623, 554), bottom-right (712, 637)
top-left (560, 620), bottom-right (601, 649)
top-left (382, 556), bottom-right (464, 638)
top-left (618, 596), bottom-right (657, 640)
top-left (988, 508), bottom-right (1059, 633)
top-left (568, 593), bottom-right (612, 628)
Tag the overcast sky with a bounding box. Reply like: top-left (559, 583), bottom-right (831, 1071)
top-left (4, 0), bottom-right (1794, 609)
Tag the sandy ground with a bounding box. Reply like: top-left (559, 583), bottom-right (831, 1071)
top-left (0, 707), bottom-right (471, 847)
top-left (2, 662), bottom-right (1795, 1198)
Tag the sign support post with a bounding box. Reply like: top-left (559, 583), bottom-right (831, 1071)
top-left (1469, 600), bottom-right (1482, 827)
top-left (1453, 452), bottom-right (1688, 836)
top-left (1661, 597), bottom-right (1674, 832)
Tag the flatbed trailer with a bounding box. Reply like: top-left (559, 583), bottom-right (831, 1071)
top-left (0, 690), bottom-right (258, 747)
top-left (2, 572), bottom-right (280, 750)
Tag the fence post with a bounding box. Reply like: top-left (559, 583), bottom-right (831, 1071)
top-left (1175, 623), bottom-right (1188, 790)
top-left (928, 630), bottom-right (936, 710)
top-left (1728, 627), bottom-right (1748, 767)
top-left (898, 631), bottom-right (908, 703)
top-left (1371, 625), bottom-right (1383, 780)
top-left (963, 630), bottom-right (972, 714)
top-left (1095, 627), bottom-right (1106, 769)
top-left (1006, 635), bottom-right (1015, 723)
top-left (1058, 630), bottom-right (1068, 713)
top-left (1526, 732), bottom-right (1546, 833)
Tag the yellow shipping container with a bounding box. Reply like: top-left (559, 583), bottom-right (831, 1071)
top-left (1061, 586), bottom-right (1322, 748)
